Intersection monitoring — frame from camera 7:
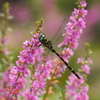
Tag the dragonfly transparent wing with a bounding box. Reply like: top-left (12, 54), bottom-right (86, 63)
top-left (51, 16), bottom-right (68, 45)
top-left (43, 16), bottom-right (68, 54)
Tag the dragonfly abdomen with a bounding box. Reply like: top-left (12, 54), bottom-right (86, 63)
top-left (54, 52), bottom-right (80, 79)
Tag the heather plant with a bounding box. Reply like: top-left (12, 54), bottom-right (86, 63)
top-left (0, 0), bottom-right (93, 100)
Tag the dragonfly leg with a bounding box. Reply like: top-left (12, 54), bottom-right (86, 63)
top-left (38, 43), bottom-right (42, 47)
top-left (35, 42), bottom-right (42, 47)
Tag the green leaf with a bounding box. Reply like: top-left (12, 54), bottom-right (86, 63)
top-left (54, 83), bottom-right (63, 92)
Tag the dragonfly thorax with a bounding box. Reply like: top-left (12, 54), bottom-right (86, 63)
top-left (39, 35), bottom-right (45, 41)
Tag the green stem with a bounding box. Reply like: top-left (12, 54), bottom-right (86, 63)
top-left (43, 82), bottom-right (51, 100)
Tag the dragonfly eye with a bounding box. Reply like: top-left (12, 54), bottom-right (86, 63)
top-left (42, 35), bottom-right (45, 38)
top-left (39, 35), bottom-right (45, 41)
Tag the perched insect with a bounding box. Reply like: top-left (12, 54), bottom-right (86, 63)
top-left (39, 34), bottom-right (80, 79)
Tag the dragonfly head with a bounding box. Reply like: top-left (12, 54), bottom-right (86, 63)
top-left (39, 34), bottom-right (45, 41)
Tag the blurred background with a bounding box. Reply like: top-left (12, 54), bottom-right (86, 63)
top-left (0, 0), bottom-right (100, 100)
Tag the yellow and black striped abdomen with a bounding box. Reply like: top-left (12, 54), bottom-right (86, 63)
top-left (55, 52), bottom-right (80, 79)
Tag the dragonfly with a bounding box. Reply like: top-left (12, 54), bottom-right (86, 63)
top-left (38, 34), bottom-right (80, 79)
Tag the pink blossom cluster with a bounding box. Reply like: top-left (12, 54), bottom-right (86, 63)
top-left (53, 0), bottom-right (88, 77)
top-left (58, 0), bottom-right (88, 49)
top-left (65, 56), bottom-right (92, 100)
top-left (65, 75), bottom-right (89, 100)
top-left (1, 33), bottom-right (52, 100)
top-left (77, 57), bottom-right (92, 74)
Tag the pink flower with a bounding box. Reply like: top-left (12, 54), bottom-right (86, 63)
top-left (83, 86), bottom-right (89, 93)
top-left (77, 18), bottom-right (86, 28)
top-left (61, 48), bottom-right (74, 60)
top-left (75, 92), bottom-right (89, 100)
top-left (22, 90), bottom-right (38, 100)
top-left (87, 58), bottom-right (93, 64)
top-left (77, 57), bottom-right (84, 64)
top-left (81, 1), bottom-right (87, 7)
top-left (81, 64), bottom-right (90, 74)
